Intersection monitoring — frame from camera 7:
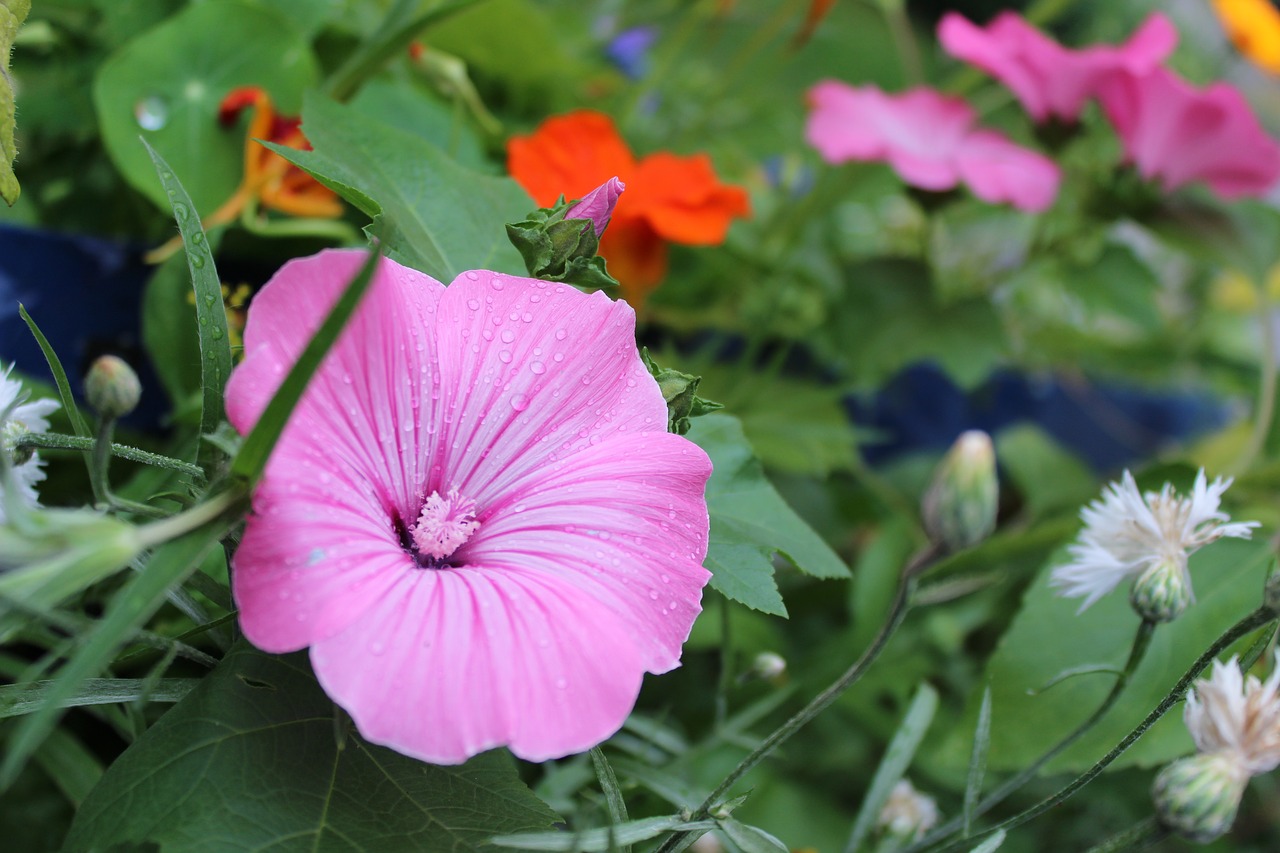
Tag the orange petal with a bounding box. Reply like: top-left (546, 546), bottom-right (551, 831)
top-left (598, 218), bottom-right (668, 307)
top-left (629, 152), bottom-right (751, 245)
top-left (507, 110), bottom-right (637, 207)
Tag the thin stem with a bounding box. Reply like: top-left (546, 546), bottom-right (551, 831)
top-left (715, 597), bottom-right (732, 726)
top-left (656, 545), bottom-right (941, 853)
top-left (15, 433), bottom-right (205, 480)
top-left (1081, 817), bottom-right (1169, 853)
top-left (1236, 283), bottom-right (1277, 474)
top-left (618, 0), bottom-right (713, 132)
top-left (135, 488), bottom-right (247, 551)
top-left (926, 607), bottom-right (1276, 853)
top-left (882, 2), bottom-right (924, 86)
top-left (89, 417), bottom-right (112, 505)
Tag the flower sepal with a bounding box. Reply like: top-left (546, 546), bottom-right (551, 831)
top-left (1130, 556), bottom-right (1193, 623)
top-left (505, 194), bottom-right (621, 290)
top-left (640, 349), bottom-right (724, 436)
top-left (1153, 753), bottom-right (1247, 843)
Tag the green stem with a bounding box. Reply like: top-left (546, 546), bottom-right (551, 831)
top-left (89, 417), bottom-right (113, 506)
top-left (926, 607), bottom-right (1277, 853)
top-left (909, 621), bottom-right (1157, 851)
top-left (882, 2), bottom-right (924, 86)
top-left (240, 208), bottom-right (363, 245)
top-left (16, 433), bottom-right (205, 480)
top-left (618, 0), bottom-right (713, 133)
top-left (1235, 283), bottom-right (1277, 475)
top-left (657, 545), bottom-right (940, 853)
top-left (1081, 817), bottom-right (1169, 853)
top-left (135, 488), bottom-right (247, 551)
top-left (715, 596), bottom-right (732, 726)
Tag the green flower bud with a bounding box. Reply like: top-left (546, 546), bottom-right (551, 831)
top-left (505, 186), bottom-right (622, 290)
top-left (751, 651), bottom-right (787, 683)
top-left (1153, 753), bottom-right (1247, 843)
top-left (922, 431), bottom-right (997, 552)
top-left (84, 355), bottom-right (142, 419)
top-left (639, 349), bottom-right (722, 435)
top-left (1130, 557), bottom-right (1192, 623)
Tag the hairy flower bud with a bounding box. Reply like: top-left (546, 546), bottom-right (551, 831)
top-left (1153, 753), bottom-right (1246, 843)
top-left (84, 355), bottom-right (142, 419)
top-left (1129, 556), bottom-right (1192, 623)
top-left (922, 431), bottom-right (997, 552)
top-left (751, 651), bottom-right (787, 682)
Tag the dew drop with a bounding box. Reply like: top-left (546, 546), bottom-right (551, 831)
top-left (466, 271), bottom-right (480, 280)
top-left (510, 393), bottom-right (530, 412)
top-left (173, 202), bottom-right (190, 221)
top-left (530, 361), bottom-right (545, 375)
top-left (649, 590), bottom-right (659, 600)
top-left (467, 298), bottom-right (481, 310)
top-left (555, 328), bottom-right (567, 341)
top-left (499, 350), bottom-right (513, 364)
top-left (500, 329), bottom-right (515, 343)
top-left (191, 254), bottom-right (205, 268)
top-left (553, 353), bottom-right (564, 363)
top-left (211, 327), bottom-right (224, 340)
top-left (491, 278), bottom-right (505, 290)
top-left (134, 96), bottom-right (169, 131)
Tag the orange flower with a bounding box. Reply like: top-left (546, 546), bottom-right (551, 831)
top-left (207, 86), bottom-right (342, 225)
top-left (1212, 0), bottom-right (1280, 74)
top-left (507, 110), bottom-right (750, 305)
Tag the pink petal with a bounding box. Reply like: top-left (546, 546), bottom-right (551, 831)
top-left (805, 81), bottom-right (973, 190)
top-left (954, 130), bottom-right (1062, 212)
top-left (310, 566), bottom-right (647, 764)
top-left (939, 12), bottom-right (1056, 121)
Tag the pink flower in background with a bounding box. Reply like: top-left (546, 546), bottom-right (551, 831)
top-left (1098, 67), bottom-right (1280, 199)
top-left (805, 81), bottom-right (1060, 211)
top-left (938, 11), bottom-right (1177, 123)
top-left (226, 250), bottom-right (712, 764)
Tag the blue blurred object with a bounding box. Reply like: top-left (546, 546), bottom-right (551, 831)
top-left (847, 362), bottom-right (1233, 473)
top-left (0, 224), bottom-right (165, 430)
top-left (605, 26), bottom-right (659, 80)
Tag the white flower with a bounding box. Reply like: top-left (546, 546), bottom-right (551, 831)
top-left (1185, 653), bottom-right (1280, 779)
top-left (877, 779), bottom-right (939, 841)
top-left (1050, 470), bottom-right (1258, 612)
top-left (1, 363), bottom-right (59, 523)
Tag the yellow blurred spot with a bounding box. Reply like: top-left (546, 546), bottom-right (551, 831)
top-left (1210, 264), bottom-right (1280, 311)
top-left (1212, 0), bottom-right (1280, 73)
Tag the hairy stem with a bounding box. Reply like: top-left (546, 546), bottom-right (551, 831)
top-left (16, 432), bottom-right (205, 480)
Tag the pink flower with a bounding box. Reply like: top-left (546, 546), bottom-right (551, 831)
top-left (805, 81), bottom-right (1060, 211)
top-left (566, 176), bottom-right (626, 237)
top-left (938, 12), bottom-right (1177, 123)
top-left (1098, 67), bottom-right (1280, 199)
top-left (225, 249), bottom-right (712, 764)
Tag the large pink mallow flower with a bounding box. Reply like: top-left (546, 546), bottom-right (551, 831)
top-left (225, 249), bottom-right (712, 764)
top-left (1098, 67), bottom-right (1280, 199)
top-left (937, 11), bottom-right (1177, 123)
top-left (805, 81), bottom-right (1061, 212)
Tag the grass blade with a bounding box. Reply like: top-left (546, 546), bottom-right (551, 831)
top-left (34, 728), bottom-right (103, 807)
top-left (491, 816), bottom-right (718, 851)
top-left (964, 687), bottom-right (993, 838)
top-left (591, 746), bottom-right (629, 838)
top-left (968, 829), bottom-right (1006, 853)
top-left (230, 246), bottom-right (380, 484)
top-left (0, 677), bottom-right (199, 719)
top-left (18, 304), bottom-right (91, 440)
top-left (142, 140), bottom-right (232, 472)
top-left (844, 682), bottom-right (939, 853)
top-left (0, 518), bottom-right (231, 791)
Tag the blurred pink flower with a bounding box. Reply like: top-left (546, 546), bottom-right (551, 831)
top-left (226, 249), bottom-right (712, 764)
top-left (1098, 67), bottom-right (1280, 199)
top-left (938, 11), bottom-right (1177, 123)
top-left (805, 81), bottom-right (1060, 211)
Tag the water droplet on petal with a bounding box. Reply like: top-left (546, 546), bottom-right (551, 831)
top-left (511, 393), bottom-right (530, 412)
top-left (467, 298), bottom-right (480, 310)
top-left (491, 278), bottom-right (505, 290)
top-left (499, 350), bottom-right (513, 364)
top-left (500, 329), bottom-right (515, 343)
top-left (555, 328), bottom-right (567, 341)
top-left (530, 361), bottom-right (545, 375)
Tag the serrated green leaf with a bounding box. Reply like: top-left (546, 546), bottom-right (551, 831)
top-left (687, 414), bottom-right (848, 617)
top-left (144, 143), bottom-right (231, 473)
top-left (0, 0), bottom-right (30, 204)
top-left (64, 643), bottom-right (557, 852)
top-left (266, 93), bottom-right (531, 283)
top-left (92, 0), bottom-right (318, 213)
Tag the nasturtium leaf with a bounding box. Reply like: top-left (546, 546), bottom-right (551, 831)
top-left (1, 0), bottom-right (30, 205)
top-left (688, 414), bottom-right (849, 617)
top-left (940, 536), bottom-right (1273, 777)
top-left (63, 643), bottom-right (558, 853)
top-left (92, 0), bottom-right (318, 213)
top-left (267, 93), bottom-right (532, 283)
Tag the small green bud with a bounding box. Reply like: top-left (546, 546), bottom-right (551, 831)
top-left (639, 349), bottom-right (723, 435)
top-left (1130, 557), bottom-right (1191, 623)
top-left (505, 182), bottom-right (623, 290)
top-left (84, 355), bottom-right (142, 419)
top-left (750, 651), bottom-right (787, 683)
top-left (922, 431), bottom-right (998, 552)
top-left (1153, 753), bottom-right (1247, 843)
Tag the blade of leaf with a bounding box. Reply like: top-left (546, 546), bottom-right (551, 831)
top-left (18, 305), bottom-right (90, 438)
top-left (0, 518), bottom-right (231, 791)
top-left (0, 678), bottom-right (199, 719)
top-left (491, 816), bottom-right (718, 851)
top-left (968, 829), bottom-right (1006, 853)
top-left (142, 141), bottom-right (231, 472)
top-left (964, 687), bottom-right (992, 837)
top-left (33, 728), bottom-right (103, 807)
top-left (843, 682), bottom-right (939, 853)
top-left (718, 817), bottom-right (789, 853)
top-left (591, 747), bottom-right (630, 833)
top-left (230, 246), bottom-right (380, 484)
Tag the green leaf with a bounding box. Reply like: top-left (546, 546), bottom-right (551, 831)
top-left (968, 829), bottom-right (1006, 853)
top-left (717, 817), bottom-right (789, 853)
top-left (0, 0), bottom-right (30, 204)
top-left (64, 643), bottom-right (557, 852)
top-left (266, 93), bottom-right (531, 283)
top-left (18, 305), bottom-right (90, 439)
top-left (92, 0), bottom-right (318, 213)
top-left (591, 747), bottom-right (629, 834)
top-left (0, 518), bottom-right (231, 791)
top-left (945, 536), bottom-right (1274, 777)
top-left (143, 143), bottom-right (231, 472)
top-left (33, 728), bottom-right (102, 808)
top-left (994, 426), bottom-right (1097, 521)
top-left (687, 414), bottom-right (849, 617)
top-left (491, 815), bottom-right (717, 851)
top-left (844, 682), bottom-right (938, 853)
top-left (231, 248), bottom-right (380, 484)
top-left (964, 687), bottom-right (992, 838)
